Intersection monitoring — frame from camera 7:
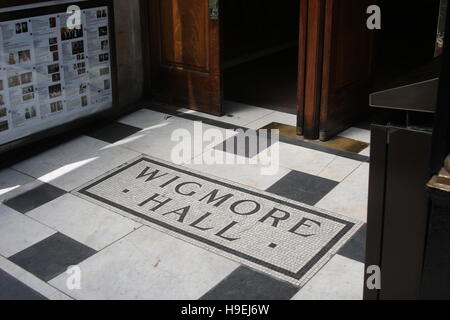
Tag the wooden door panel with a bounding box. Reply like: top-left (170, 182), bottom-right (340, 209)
top-left (160, 0), bottom-right (209, 71)
top-left (299, 0), bottom-right (373, 140)
top-left (149, 0), bottom-right (222, 115)
top-left (319, 0), bottom-right (372, 140)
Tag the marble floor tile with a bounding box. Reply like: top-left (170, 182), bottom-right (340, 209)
top-left (184, 150), bottom-right (291, 191)
top-left (315, 163), bottom-right (369, 222)
top-left (119, 120), bottom-right (236, 164)
top-left (266, 170), bottom-right (338, 205)
top-left (339, 127), bottom-right (371, 144)
top-left (27, 194), bottom-right (141, 251)
top-left (12, 136), bottom-right (140, 192)
top-left (277, 142), bottom-right (336, 176)
top-left (3, 183), bottom-right (66, 214)
top-left (0, 179), bottom-right (45, 202)
top-left (359, 146), bottom-right (371, 157)
top-left (181, 101), bottom-right (274, 127)
top-left (0, 256), bottom-right (71, 300)
top-left (118, 109), bottom-right (178, 129)
top-left (318, 156), bottom-right (362, 182)
top-left (0, 204), bottom-right (55, 258)
top-left (245, 111), bottom-right (297, 130)
top-left (215, 129), bottom-right (277, 158)
top-left (338, 224), bottom-right (367, 263)
top-left (50, 227), bottom-right (239, 300)
top-left (86, 122), bottom-right (142, 144)
top-left (292, 255), bottom-right (364, 300)
top-left (201, 266), bottom-right (299, 300)
top-left (0, 269), bottom-right (47, 300)
top-left (10, 233), bottom-right (96, 282)
top-left (0, 168), bottom-right (34, 199)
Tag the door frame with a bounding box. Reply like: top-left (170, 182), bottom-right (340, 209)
top-left (297, 0), bottom-right (326, 139)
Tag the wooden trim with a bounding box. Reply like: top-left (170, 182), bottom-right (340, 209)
top-left (319, 0), bottom-right (335, 141)
top-left (296, 0), bottom-right (308, 136)
top-left (302, 0), bottom-right (326, 140)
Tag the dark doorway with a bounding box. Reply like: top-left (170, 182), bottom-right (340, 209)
top-left (372, 0), bottom-right (442, 90)
top-left (222, 0), bottom-right (301, 115)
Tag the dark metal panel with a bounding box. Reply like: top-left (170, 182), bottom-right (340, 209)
top-left (369, 79), bottom-right (438, 113)
top-left (421, 186), bottom-right (450, 299)
top-left (364, 125), bottom-right (388, 300)
top-left (380, 128), bottom-right (432, 300)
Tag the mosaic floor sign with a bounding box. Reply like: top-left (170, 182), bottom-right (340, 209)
top-left (75, 156), bottom-right (362, 286)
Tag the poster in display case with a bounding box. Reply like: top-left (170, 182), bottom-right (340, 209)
top-left (0, 2), bottom-right (115, 146)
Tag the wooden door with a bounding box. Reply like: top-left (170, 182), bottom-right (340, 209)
top-left (319, 0), bottom-right (373, 141)
top-left (148, 0), bottom-right (222, 115)
top-left (298, 0), bottom-right (373, 140)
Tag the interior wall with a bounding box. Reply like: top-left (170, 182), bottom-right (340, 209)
top-left (223, 0), bottom-right (300, 62)
top-left (113, 0), bottom-right (145, 108)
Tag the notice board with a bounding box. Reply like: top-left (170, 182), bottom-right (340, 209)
top-left (0, 1), bottom-right (115, 146)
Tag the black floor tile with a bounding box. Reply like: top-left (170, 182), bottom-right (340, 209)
top-left (338, 224), bottom-right (367, 263)
top-left (201, 267), bottom-right (299, 300)
top-left (266, 171), bottom-right (338, 206)
top-left (3, 183), bottom-right (66, 214)
top-left (215, 129), bottom-right (276, 158)
top-left (87, 122), bottom-right (141, 144)
top-left (9, 233), bottom-right (96, 282)
top-left (0, 269), bottom-right (47, 300)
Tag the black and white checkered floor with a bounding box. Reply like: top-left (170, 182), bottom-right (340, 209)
top-left (0, 101), bottom-right (370, 300)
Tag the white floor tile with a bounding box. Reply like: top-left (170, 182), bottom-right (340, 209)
top-left (118, 109), bottom-right (182, 129)
top-left (27, 194), bottom-right (141, 251)
top-left (292, 255), bottom-right (364, 300)
top-left (0, 169), bottom-right (34, 199)
top-left (182, 101), bottom-right (274, 127)
top-left (246, 111), bottom-right (297, 129)
top-left (359, 146), bottom-right (371, 157)
top-left (184, 150), bottom-right (291, 191)
top-left (316, 163), bottom-right (369, 222)
top-left (118, 120), bottom-right (236, 164)
top-left (318, 156), bottom-right (362, 182)
top-left (0, 205), bottom-right (55, 258)
top-left (0, 180), bottom-right (46, 203)
top-left (278, 143), bottom-right (336, 176)
top-left (50, 227), bottom-right (239, 300)
top-left (12, 136), bottom-right (141, 191)
top-left (339, 127), bottom-right (371, 144)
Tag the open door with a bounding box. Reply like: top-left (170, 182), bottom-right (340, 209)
top-left (148, 0), bottom-right (222, 115)
top-left (298, 0), bottom-right (373, 140)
